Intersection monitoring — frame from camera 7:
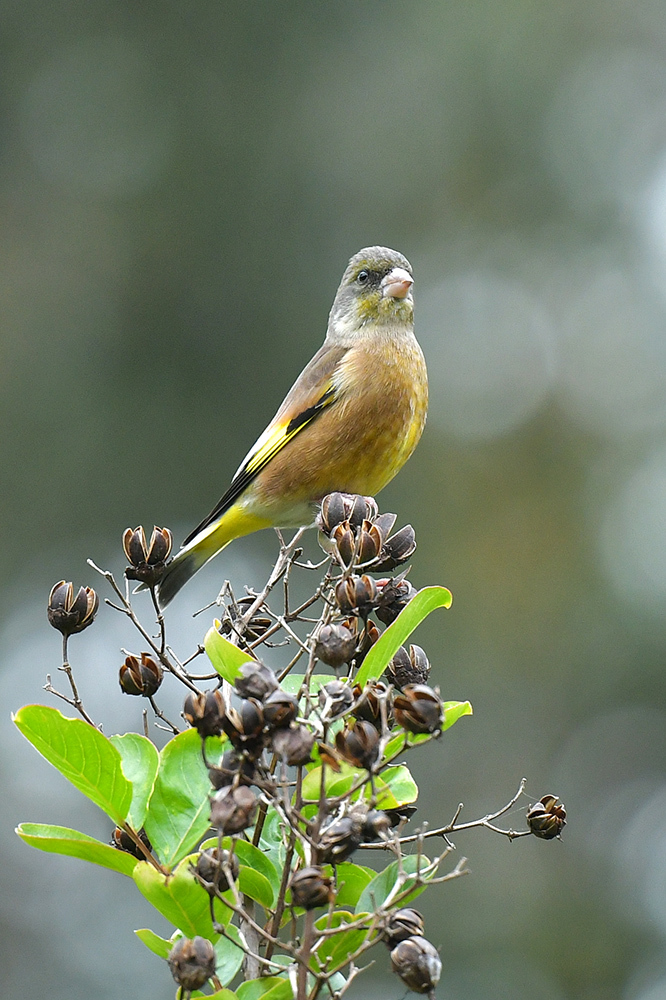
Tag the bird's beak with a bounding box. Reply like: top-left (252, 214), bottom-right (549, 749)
top-left (381, 267), bottom-right (414, 300)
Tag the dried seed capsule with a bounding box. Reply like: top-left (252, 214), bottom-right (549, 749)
top-left (526, 794), bottom-right (567, 839)
top-left (383, 907), bottom-right (426, 946)
top-left (318, 813), bottom-right (364, 865)
top-left (195, 848), bottom-right (240, 893)
top-left (119, 653), bottom-right (163, 697)
top-left (47, 581), bottom-right (99, 636)
top-left (262, 689), bottom-right (299, 729)
top-left (357, 520), bottom-right (384, 564)
top-left (393, 684), bottom-right (443, 735)
top-left (375, 575), bottom-right (417, 625)
top-left (210, 784), bottom-right (257, 834)
top-left (315, 623), bottom-right (357, 668)
top-left (271, 724), bottom-right (315, 766)
top-left (387, 645), bottom-right (431, 689)
top-left (183, 689), bottom-right (226, 739)
top-left (110, 826), bottom-right (152, 859)
top-left (220, 596), bottom-right (273, 643)
top-left (234, 661), bottom-right (279, 701)
top-left (352, 680), bottom-right (390, 728)
top-left (168, 936), bottom-right (216, 992)
top-left (289, 865), bottom-right (334, 909)
top-left (207, 749), bottom-right (256, 790)
top-left (390, 936), bottom-right (442, 995)
top-left (362, 809), bottom-right (392, 842)
top-left (123, 526), bottom-right (173, 585)
top-left (374, 523), bottom-right (417, 572)
top-left (334, 574), bottom-right (377, 617)
top-left (317, 493), bottom-right (379, 534)
top-left (318, 680), bottom-right (354, 721)
top-left (330, 521), bottom-right (357, 565)
top-left (335, 720), bottom-right (380, 770)
top-left (222, 697), bottom-right (265, 749)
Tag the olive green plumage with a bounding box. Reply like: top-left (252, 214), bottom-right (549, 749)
top-left (157, 246), bottom-right (428, 608)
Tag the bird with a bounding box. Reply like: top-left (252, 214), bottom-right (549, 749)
top-left (156, 245), bottom-right (428, 608)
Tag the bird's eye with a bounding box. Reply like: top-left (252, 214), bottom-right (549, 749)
top-left (357, 270), bottom-right (369, 285)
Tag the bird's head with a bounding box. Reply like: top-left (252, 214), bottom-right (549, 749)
top-left (327, 246), bottom-right (414, 344)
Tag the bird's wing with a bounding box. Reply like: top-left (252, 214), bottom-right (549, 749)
top-left (181, 342), bottom-right (348, 546)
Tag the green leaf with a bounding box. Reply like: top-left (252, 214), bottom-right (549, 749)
top-left (16, 823), bottom-right (138, 876)
top-left (236, 978), bottom-right (292, 1000)
top-left (442, 700), bottom-right (473, 731)
top-left (134, 927), bottom-right (173, 959)
top-left (214, 925), bottom-right (245, 986)
top-left (312, 911), bottom-right (370, 971)
top-left (143, 728), bottom-right (222, 867)
top-left (354, 586), bottom-right (452, 688)
top-left (377, 765), bottom-right (417, 808)
top-left (133, 855), bottom-right (232, 938)
top-left (324, 862), bottom-right (374, 908)
top-left (355, 854), bottom-right (432, 914)
top-left (109, 732), bottom-right (159, 829)
top-left (204, 624), bottom-right (256, 682)
top-left (301, 761), bottom-right (365, 802)
top-left (280, 673), bottom-right (332, 698)
top-left (194, 990), bottom-right (238, 1000)
top-left (13, 705), bottom-right (132, 824)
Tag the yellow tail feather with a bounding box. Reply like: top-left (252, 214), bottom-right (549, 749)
top-left (156, 505), bottom-right (272, 608)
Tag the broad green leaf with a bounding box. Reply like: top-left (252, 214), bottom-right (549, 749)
top-left (205, 623), bottom-right (256, 682)
top-left (280, 673), bottom-right (332, 698)
top-left (378, 765), bottom-right (417, 808)
top-left (239, 867), bottom-right (274, 910)
top-left (301, 761), bottom-right (366, 802)
top-left (214, 925), bottom-right (245, 986)
top-left (325, 862), bottom-right (374, 908)
top-left (200, 837), bottom-right (280, 902)
top-left (109, 733), bottom-right (159, 829)
top-left (442, 700), bottom-right (473, 731)
top-left (193, 990), bottom-right (238, 1000)
top-left (236, 978), bottom-right (292, 1000)
top-left (133, 854), bottom-right (232, 938)
top-left (313, 910), bottom-right (370, 971)
top-left (355, 586), bottom-right (452, 688)
top-left (16, 823), bottom-right (137, 876)
top-left (134, 927), bottom-right (173, 959)
top-left (13, 705), bottom-right (132, 824)
top-left (144, 728), bottom-right (222, 867)
top-left (355, 854), bottom-right (432, 914)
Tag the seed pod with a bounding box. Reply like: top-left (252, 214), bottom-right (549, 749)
top-left (220, 596), bottom-right (273, 643)
top-left (123, 526), bottom-right (173, 585)
top-left (334, 574), bottom-right (377, 617)
top-left (352, 680), bottom-right (390, 729)
top-left (390, 936), bottom-right (442, 995)
top-left (375, 575), bottom-right (417, 625)
top-left (234, 661), bottom-right (279, 701)
top-left (318, 813), bottom-right (365, 865)
top-left (195, 847), bottom-right (240, 894)
top-left (207, 749), bottom-right (256, 790)
top-left (356, 520), bottom-right (384, 564)
top-left (47, 581), bottom-right (99, 636)
top-left (262, 689), bottom-right (299, 729)
top-left (335, 720), bottom-right (380, 770)
top-left (353, 618), bottom-right (381, 666)
top-left (362, 809), bottom-right (392, 842)
top-left (387, 645), bottom-right (431, 689)
top-left (221, 697), bottom-right (265, 747)
top-left (289, 865), bottom-right (334, 909)
top-left (315, 623), bottom-right (357, 669)
top-left (330, 521), bottom-right (356, 565)
top-left (527, 794), bottom-right (567, 839)
top-left (119, 652), bottom-right (163, 697)
top-left (210, 784), bottom-right (257, 834)
top-left (168, 936), bottom-right (216, 992)
top-left (383, 907), bottom-right (426, 946)
top-left (318, 680), bottom-right (354, 721)
top-left (317, 493), bottom-right (379, 534)
top-left (374, 523), bottom-right (417, 572)
top-left (271, 724), bottom-right (315, 766)
top-left (393, 684), bottom-right (443, 735)
top-left (110, 826), bottom-right (152, 860)
top-left (183, 689), bottom-right (226, 739)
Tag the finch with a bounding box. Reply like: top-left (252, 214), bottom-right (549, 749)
top-left (156, 246), bottom-right (428, 608)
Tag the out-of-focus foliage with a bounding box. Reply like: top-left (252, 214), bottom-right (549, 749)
top-left (2, 1), bottom-right (666, 998)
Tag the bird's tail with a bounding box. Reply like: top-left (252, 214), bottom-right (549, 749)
top-left (156, 504), bottom-right (272, 608)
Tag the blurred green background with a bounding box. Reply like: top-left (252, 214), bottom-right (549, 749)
top-left (3, 2), bottom-right (666, 997)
